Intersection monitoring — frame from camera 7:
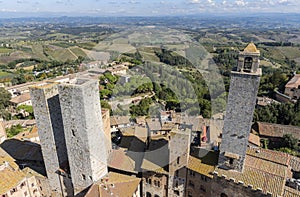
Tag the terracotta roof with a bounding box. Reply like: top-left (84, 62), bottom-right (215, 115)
top-left (283, 186), bottom-right (300, 197)
top-left (188, 155), bottom-right (217, 178)
top-left (0, 147), bottom-right (27, 194)
top-left (141, 158), bottom-right (168, 174)
top-left (215, 153), bottom-right (288, 196)
top-left (285, 74), bottom-right (300, 88)
top-left (110, 116), bottom-right (130, 126)
top-left (243, 42), bottom-right (260, 53)
top-left (120, 126), bottom-right (147, 142)
top-left (248, 133), bottom-right (261, 146)
top-left (256, 122), bottom-right (300, 139)
top-left (88, 172), bottom-right (140, 197)
top-left (9, 92), bottom-right (31, 104)
top-left (146, 118), bottom-right (161, 131)
top-left (108, 149), bottom-right (137, 173)
top-left (247, 147), bottom-right (290, 166)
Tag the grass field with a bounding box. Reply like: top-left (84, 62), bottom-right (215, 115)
top-left (69, 46), bottom-right (87, 57)
top-left (0, 71), bottom-right (14, 79)
top-left (277, 47), bottom-right (300, 60)
top-left (0, 48), bottom-right (13, 53)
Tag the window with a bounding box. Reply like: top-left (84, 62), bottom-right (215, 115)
top-left (177, 157), bottom-right (180, 164)
top-left (154, 180), bottom-right (157, 186)
top-left (229, 158), bottom-right (234, 165)
top-left (244, 57), bottom-right (253, 71)
top-left (31, 183), bottom-right (35, 187)
top-left (221, 193), bottom-right (228, 197)
top-left (72, 129), bottom-right (76, 137)
top-left (200, 185), bottom-right (206, 192)
top-left (188, 191), bottom-right (192, 197)
top-left (158, 181), bottom-right (160, 188)
top-left (175, 170), bottom-right (179, 177)
top-left (24, 191), bottom-right (28, 196)
top-left (189, 180), bottom-right (194, 188)
top-left (20, 182), bottom-right (26, 188)
top-left (82, 174), bottom-right (86, 180)
top-left (174, 190), bottom-right (180, 196)
top-left (148, 179), bottom-right (152, 185)
top-left (146, 192), bottom-right (152, 197)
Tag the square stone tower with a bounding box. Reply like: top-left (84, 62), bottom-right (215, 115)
top-left (30, 83), bottom-right (72, 196)
top-left (168, 128), bottom-right (191, 196)
top-left (218, 43), bottom-right (262, 172)
top-left (58, 78), bottom-right (108, 194)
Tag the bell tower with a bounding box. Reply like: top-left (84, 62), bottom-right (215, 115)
top-left (218, 43), bottom-right (262, 172)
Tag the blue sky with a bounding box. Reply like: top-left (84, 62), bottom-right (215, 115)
top-left (0, 0), bottom-right (299, 16)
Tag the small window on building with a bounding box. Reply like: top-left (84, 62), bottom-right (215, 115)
top-left (149, 179), bottom-right (152, 185)
top-left (174, 190), bottom-right (180, 196)
top-left (24, 191), bottom-right (28, 196)
top-left (82, 174), bottom-right (86, 180)
top-left (229, 158), bottom-right (234, 165)
top-left (72, 129), bottom-right (76, 137)
top-left (146, 192), bottom-right (152, 197)
top-left (177, 157), bottom-right (180, 164)
top-left (31, 183), bottom-right (35, 187)
top-left (175, 170), bottom-right (179, 177)
top-left (154, 180), bottom-right (157, 186)
top-left (189, 180), bottom-right (194, 188)
top-left (89, 176), bottom-right (93, 181)
top-left (200, 185), bottom-right (206, 192)
top-left (158, 181), bottom-right (160, 188)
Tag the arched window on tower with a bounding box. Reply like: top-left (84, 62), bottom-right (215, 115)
top-left (244, 57), bottom-right (253, 72)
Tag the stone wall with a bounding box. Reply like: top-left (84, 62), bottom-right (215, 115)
top-left (168, 129), bottom-right (191, 197)
top-left (30, 83), bottom-right (70, 196)
top-left (218, 71), bottom-right (261, 172)
top-left (58, 79), bottom-right (108, 194)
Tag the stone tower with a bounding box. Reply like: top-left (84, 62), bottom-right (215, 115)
top-left (168, 128), bottom-right (191, 196)
top-left (58, 78), bottom-right (108, 194)
top-left (218, 43), bottom-right (261, 172)
top-left (30, 83), bottom-right (73, 196)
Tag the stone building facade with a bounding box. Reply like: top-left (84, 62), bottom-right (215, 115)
top-left (168, 129), bottom-right (191, 197)
top-left (30, 83), bottom-right (72, 196)
top-left (58, 79), bottom-right (108, 195)
top-left (218, 43), bottom-right (262, 172)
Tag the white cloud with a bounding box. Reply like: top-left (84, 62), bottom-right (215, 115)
top-left (189, 0), bottom-right (201, 4)
top-left (235, 0), bottom-right (248, 6)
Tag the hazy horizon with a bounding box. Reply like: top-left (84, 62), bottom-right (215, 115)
top-left (0, 0), bottom-right (299, 18)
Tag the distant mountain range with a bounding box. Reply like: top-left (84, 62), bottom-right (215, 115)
top-left (0, 13), bottom-right (300, 29)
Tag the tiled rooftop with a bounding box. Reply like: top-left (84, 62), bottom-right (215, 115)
top-left (256, 122), bottom-right (300, 139)
top-left (87, 172), bottom-right (140, 197)
top-left (9, 92), bottom-right (31, 104)
top-left (285, 74), bottom-right (300, 88)
top-left (0, 148), bottom-right (26, 194)
top-left (283, 186), bottom-right (300, 197)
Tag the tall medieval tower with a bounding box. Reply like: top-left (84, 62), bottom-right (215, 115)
top-left (58, 78), bottom-right (108, 194)
top-left (30, 83), bottom-right (73, 196)
top-left (218, 43), bottom-right (261, 172)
